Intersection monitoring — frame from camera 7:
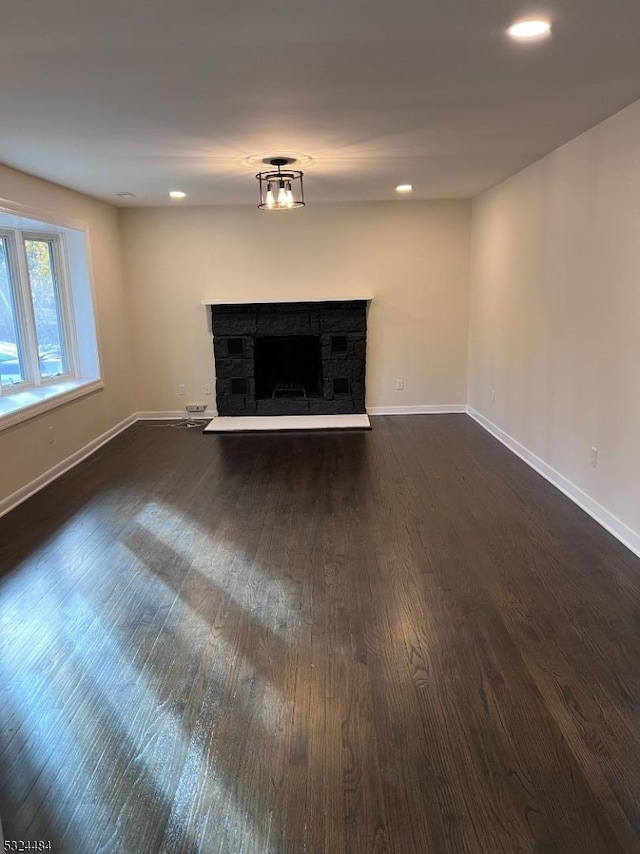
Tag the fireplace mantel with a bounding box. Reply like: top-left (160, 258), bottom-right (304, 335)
top-left (202, 294), bottom-right (373, 306)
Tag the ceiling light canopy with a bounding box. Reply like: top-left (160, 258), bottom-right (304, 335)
top-left (256, 157), bottom-right (305, 211)
top-left (508, 19), bottom-right (551, 40)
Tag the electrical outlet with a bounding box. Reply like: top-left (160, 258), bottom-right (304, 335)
top-left (186, 404), bottom-right (207, 413)
top-left (590, 447), bottom-right (598, 468)
top-left (396, 379), bottom-right (404, 391)
top-left (178, 384), bottom-right (186, 396)
top-left (204, 384), bottom-right (211, 396)
top-left (48, 426), bottom-right (54, 444)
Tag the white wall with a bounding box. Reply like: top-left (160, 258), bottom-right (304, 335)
top-left (468, 99), bottom-right (640, 547)
top-left (120, 200), bottom-right (471, 413)
top-left (0, 165), bottom-right (136, 506)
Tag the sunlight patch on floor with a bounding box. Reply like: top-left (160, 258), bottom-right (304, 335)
top-left (134, 500), bottom-right (294, 640)
top-left (0, 582), bottom-right (260, 850)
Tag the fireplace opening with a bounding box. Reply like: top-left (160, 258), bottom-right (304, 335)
top-left (255, 336), bottom-right (322, 399)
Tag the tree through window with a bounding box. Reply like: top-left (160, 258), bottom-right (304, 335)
top-left (24, 238), bottom-right (68, 379)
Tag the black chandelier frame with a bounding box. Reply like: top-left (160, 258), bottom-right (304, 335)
top-left (256, 157), bottom-right (305, 210)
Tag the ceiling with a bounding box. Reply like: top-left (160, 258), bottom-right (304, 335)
top-left (2, 0), bottom-right (640, 207)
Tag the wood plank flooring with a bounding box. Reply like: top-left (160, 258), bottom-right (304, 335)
top-left (1, 415), bottom-right (640, 853)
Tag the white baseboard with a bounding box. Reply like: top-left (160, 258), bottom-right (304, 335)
top-left (141, 408), bottom-right (467, 423)
top-left (141, 406), bottom-right (464, 419)
top-left (367, 404), bottom-right (467, 415)
top-left (136, 410), bottom-right (213, 420)
top-left (0, 413), bottom-right (137, 519)
top-left (467, 407), bottom-right (640, 560)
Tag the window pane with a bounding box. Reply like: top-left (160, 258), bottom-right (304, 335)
top-left (0, 237), bottom-right (25, 386)
top-left (24, 239), bottom-right (68, 379)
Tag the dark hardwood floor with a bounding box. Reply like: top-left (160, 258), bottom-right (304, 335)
top-left (1, 415), bottom-right (640, 853)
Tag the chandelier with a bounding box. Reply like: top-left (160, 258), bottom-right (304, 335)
top-left (256, 157), bottom-right (305, 211)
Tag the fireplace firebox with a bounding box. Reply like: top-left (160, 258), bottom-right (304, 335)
top-left (255, 336), bottom-right (322, 399)
top-left (210, 300), bottom-right (367, 416)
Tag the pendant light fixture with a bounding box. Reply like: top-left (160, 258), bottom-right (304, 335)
top-left (256, 157), bottom-right (305, 210)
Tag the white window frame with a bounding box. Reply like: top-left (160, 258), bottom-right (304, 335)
top-left (0, 198), bottom-right (103, 430)
top-left (1, 229), bottom-right (78, 393)
top-left (0, 229), bottom-right (27, 390)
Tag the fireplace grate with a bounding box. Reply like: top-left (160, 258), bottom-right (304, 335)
top-left (272, 383), bottom-right (307, 399)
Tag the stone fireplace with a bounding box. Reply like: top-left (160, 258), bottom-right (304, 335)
top-left (208, 299), bottom-right (368, 416)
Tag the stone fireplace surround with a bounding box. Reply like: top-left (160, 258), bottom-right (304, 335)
top-left (207, 298), bottom-right (369, 417)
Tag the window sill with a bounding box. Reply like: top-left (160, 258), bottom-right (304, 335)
top-left (0, 378), bottom-right (103, 431)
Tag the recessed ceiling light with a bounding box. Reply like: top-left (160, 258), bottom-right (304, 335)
top-left (169, 190), bottom-right (186, 199)
top-left (396, 184), bottom-right (413, 194)
top-left (508, 19), bottom-right (551, 40)
top-left (115, 192), bottom-right (136, 199)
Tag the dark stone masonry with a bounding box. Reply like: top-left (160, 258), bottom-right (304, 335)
top-left (211, 300), bottom-right (367, 416)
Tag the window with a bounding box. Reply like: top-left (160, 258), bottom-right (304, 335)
top-left (0, 204), bottom-right (101, 428)
top-left (25, 237), bottom-right (70, 379)
top-left (0, 236), bottom-right (25, 385)
top-left (1, 232), bottom-right (72, 389)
